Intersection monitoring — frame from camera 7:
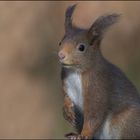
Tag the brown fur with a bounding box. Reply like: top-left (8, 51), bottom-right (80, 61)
top-left (59, 4), bottom-right (140, 139)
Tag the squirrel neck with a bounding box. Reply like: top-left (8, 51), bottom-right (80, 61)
top-left (82, 48), bottom-right (107, 74)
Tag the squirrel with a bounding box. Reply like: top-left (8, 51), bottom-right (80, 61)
top-left (58, 4), bottom-right (140, 139)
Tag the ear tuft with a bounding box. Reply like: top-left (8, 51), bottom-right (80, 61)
top-left (89, 13), bottom-right (121, 44)
top-left (65, 4), bottom-right (77, 33)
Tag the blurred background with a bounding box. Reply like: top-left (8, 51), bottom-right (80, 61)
top-left (0, 1), bottom-right (140, 139)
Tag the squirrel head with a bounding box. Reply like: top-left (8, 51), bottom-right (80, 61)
top-left (58, 4), bottom-right (120, 71)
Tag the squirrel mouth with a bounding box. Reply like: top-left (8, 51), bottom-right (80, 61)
top-left (61, 63), bottom-right (76, 68)
top-left (61, 62), bottom-right (81, 70)
top-left (62, 63), bottom-right (73, 66)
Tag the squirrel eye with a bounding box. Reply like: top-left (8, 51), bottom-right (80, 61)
top-left (78, 44), bottom-right (86, 52)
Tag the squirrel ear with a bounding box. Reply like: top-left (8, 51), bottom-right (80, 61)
top-left (65, 4), bottom-right (77, 33)
top-left (88, 13), bottom-right (121, 45)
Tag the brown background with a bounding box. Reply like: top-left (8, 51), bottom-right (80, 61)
top-left (0, 1), bottom-right (140, 139)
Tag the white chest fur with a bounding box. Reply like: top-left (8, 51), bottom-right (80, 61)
top-left (65, 71), bottom-right (83, 110)
top-left (98, 114), bottom-right (120, 139)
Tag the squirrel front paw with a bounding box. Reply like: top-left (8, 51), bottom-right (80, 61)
top-left (65, 132), bottom-right (90, 140)
top-left (63, 104), bottom-right (76, 127)
top-left (63, 96), bottom-right (76, 126)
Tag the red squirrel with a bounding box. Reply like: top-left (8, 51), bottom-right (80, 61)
top-left (58, 4), bottom-right (140, 139)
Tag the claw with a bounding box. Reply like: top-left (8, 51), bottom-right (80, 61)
top-left (65, 132), bottom-right (78, 140)
top-left (65, 132), bottom-right (78, 138)
top-left (65, 134), bottom-right (90, 140)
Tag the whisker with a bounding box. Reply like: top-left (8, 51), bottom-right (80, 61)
top-left (52, 51), bottom-right (58, 55)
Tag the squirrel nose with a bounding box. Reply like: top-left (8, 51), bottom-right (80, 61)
top-left (58, 51), bottom-right (66, 60)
